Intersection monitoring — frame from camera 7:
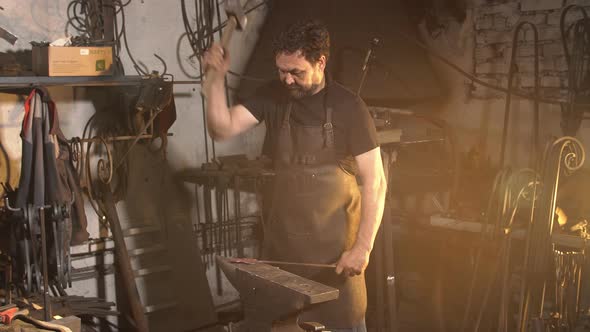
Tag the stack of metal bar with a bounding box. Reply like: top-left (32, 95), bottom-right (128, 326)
top-left (15, 295), bottom-right (117, 319)
top-left (177, 154), bottom-right (274, 295)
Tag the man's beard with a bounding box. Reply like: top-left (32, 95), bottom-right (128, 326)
top-left (284, 82), bottom-right (321, 99)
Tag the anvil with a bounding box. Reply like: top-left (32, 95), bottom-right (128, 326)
top-left (216, 256), bottom-right (339, 332)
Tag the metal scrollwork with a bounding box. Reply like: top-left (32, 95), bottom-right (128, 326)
top-left (556, 136), bottom-right (585, 175)
top-left (96, 137), bottom-right (113, 184)
top-left (70, 137), bottom-right (83, 174)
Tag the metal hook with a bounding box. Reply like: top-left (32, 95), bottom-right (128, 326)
top-left (3, 197), bottom-right (21, 212)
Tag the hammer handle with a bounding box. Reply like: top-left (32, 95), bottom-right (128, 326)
top-left (202, 16), bottom-right (238, 94)
top-left (220, 16), bottom-right (238, 49)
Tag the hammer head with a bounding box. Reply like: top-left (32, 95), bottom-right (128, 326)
top-left (225, 0), bottom-right (247, 30)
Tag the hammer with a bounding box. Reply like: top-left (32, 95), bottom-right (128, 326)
top-left (202, 0), bottom-right (247, 94)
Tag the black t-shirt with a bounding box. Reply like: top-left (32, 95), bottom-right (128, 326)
top-left (242, 80), bottom-right (379, 163)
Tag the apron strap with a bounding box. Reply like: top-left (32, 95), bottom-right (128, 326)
top-left (323, 106), bottom-right (334, 149)
top-left (276, 102), bottom-right (294, 166)
top-left (282, 102), bottom-right (292, 129)
top-left (279, 88), bottom-right (335, 164)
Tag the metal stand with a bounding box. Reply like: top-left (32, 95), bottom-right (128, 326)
top-left (38, 207), bottom-right (52, 321)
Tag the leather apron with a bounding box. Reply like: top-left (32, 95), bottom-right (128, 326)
top-left (261, 90), bottom-right (366, 328)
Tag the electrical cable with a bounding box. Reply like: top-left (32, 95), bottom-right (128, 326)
top-left (560, 5), bottom-right (590, 136)
top-left (179, 0), bottom-right (270, 81)
top-left (66, 0), bottom-right (148, 75)
top-left (66, 1), bottom-right (104, 40)
top-left (114, 0), bottom-right (148, 75)
top-left (179, 0), bottom-right (270, 163)
top-left (0, 141), bottom-right (10, 190)
top-left (196, 0), bottom-right (269, 45)
top-left (177, 33), bottom-right (204, 79)
top-left (560, 6), bottom-right (589, 72)
top-left (181, 0), bottom-right (216, 61)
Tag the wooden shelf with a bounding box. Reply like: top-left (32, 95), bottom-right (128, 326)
top-left (0, 75), bottom-right (145, 88)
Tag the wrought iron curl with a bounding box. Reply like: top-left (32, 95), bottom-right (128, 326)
top-left (555, 136), bottom-right (585, 175)
top-left (69, 137), bottom-right (83, 174)
top-left (96, 137), bottom-right (113, 184)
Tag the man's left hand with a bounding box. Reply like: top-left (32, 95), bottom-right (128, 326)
top-left (335, 246), bottom-right (370, 276)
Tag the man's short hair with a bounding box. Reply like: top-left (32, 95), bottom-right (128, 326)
top-left (272, 19), bottom-right (330, 64)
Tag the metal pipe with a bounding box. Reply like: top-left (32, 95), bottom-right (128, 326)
top-left (234, 176), bottom-right (243, 257)
top-left (357, 38), bottom-right (380, 96)
top-left (68, 133), bottom-right (173, 144)
top-left (499, 22), bottom-right (539, 167)
top-left (39, 207), bottom-right (52, 321)
top-left (198, 60), bottom-right (210, 162)
top-left (374, 216), bottom-right (385, 332)
top-left (248, 260), bottom-right (336, 269)
top-left (384, 221), bottom-right (398, 332)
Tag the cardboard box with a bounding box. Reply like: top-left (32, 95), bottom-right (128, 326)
top-left (32, 46), bottom-right (114, 76)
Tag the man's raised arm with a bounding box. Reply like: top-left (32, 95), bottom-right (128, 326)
top-left (201, 43), bottom-right (259, 141)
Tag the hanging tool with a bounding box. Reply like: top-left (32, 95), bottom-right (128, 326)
top-left (0, 307), bottom-right (29, 325)
top-left (228, 257), bottom-right (337, 269)
top-left (0, 26), bottom-right (17, 45)
top-left (11, 314), bottom-right (73, 332)
top-left (357, 37), bottom-right (380, 96)
top-left (201, 0), bottom-right (247, 94)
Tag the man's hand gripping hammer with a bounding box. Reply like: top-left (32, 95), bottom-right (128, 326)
top-left (201, 0), bottom-right (247, 94)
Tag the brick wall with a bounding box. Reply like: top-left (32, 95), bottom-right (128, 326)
top-left (471, 0), bottom-right (590, 99)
